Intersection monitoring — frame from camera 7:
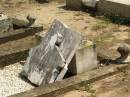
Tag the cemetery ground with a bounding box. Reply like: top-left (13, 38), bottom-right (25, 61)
top-left (1, 0), bottom-right (130, 97)
top-left (1, 0), bottom-right (130, 58)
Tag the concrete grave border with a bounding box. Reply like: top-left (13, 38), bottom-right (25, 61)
top-left (10, 64), bottom-right (130, 97)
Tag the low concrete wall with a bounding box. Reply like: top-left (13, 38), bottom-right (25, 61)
top-left (0, 0), bottom-right (36, 7)
top-left (69, 40), bottom-right (97, 75)
top-left (66, 0), bottom-right (83, 10)
top-left (97, 0), bottom-right (130, 18)
top-left (66, 0), bottom-right (98, 10)
top-left (0, 0), bottom-right (35, 3)
top-left (10, 64), bottom-right (130, 97)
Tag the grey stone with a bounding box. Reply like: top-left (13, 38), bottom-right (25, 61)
top-left (115, 43), bottom-right (130, 64)
top-left (69, 40), bottom-right (97, 75)
top-left (56, 63), bottom-right (68, 81)
top-left (35, 31), bottom-right (98, 75)
top-left (0, 14), bottom-right (13, 34)
top-left (21, 19), bottom-right (82, 86)
top-left (26, 14), bottom-right (36, 27)
top-left (12, 14), bottom-right (36, 28)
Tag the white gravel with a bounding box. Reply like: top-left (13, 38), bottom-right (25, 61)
top-left (0, 63), bottom-right (34, 97)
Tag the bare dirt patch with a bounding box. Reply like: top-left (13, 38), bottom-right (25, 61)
top-left (113, 32), bottom-right (129, 41)
top-left (58, 71), bottom-right (130, 97)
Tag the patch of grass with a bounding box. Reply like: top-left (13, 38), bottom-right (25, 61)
top-left (91, 20), bottom-right (111, 31)
top-left (97, 15), bottom-right (130, 25)
top-left (94, 31), bottom-right (114, 45)
top-left (125, 33), bottom-right (130, 45)
top-left (74, 82), bottom-right (96, 94)
top-left (83, 82), bottom-right (96, 93)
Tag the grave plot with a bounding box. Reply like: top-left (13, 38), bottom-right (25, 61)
top-left (0, 14), bottom-right (43, 44)
top-left (1, 1), bottom-right (130, 97)
top-left (0, 18), bottom-right (98, 97)
top-left (0, 14), bottom-right (43, 96)
top-left (21, 19), bottom-right (82, 86)
top-left (0, 14), bottom-right (43, 66)
top-left (7, 19), bottom-right (130, 97)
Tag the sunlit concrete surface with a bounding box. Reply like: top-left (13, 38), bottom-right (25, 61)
top-left (98, 0), bottom-right (130, 18)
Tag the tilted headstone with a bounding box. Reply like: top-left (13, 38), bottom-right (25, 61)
top-left (21, 19), bottom-right (82, 86)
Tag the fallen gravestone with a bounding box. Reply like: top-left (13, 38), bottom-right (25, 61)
top-left (21, 19), bottom-right (82, 86)
top-left (35, 33), bottom-right (98, 76)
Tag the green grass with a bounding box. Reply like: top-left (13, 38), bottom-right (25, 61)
top-left (91, 19), bottom-right (111, 31)
top-left (92, 22), bottom-right (106, 31)
top-left (97, 15), bottom-right (130, 25)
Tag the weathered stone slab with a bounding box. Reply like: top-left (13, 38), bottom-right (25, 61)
top-left (69, 40), bottom-right (97, 75)
top-left (0, 36), bottom-right (38, 67)
top-left (37, 33), bottom-right (98, 75)
top-left (21, 19), bottom-right (82, 86)
top-left (12, 14), bottom-right (36, 29)
top-left (97, 0), bottom-right (130, 18)
top-left (0, 27), bottom-right (43, 44)
top-left (26, 46), bottom-right (65, 85)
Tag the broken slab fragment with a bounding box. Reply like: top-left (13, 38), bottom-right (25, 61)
top-left (35, 32), bottom-right (98, 75)
top-left (21, 19), bottom-right (82, 86)
top-left (12, 14), bottom-right (36, 29)
top-left (0, 14), bottom-right (13, 34)
top-left (27, 45), bottom-right (65, 85)
top-left (69, 40), bottom-right (97, 75)
top-left (115, 43), bottom-right (130, 64)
